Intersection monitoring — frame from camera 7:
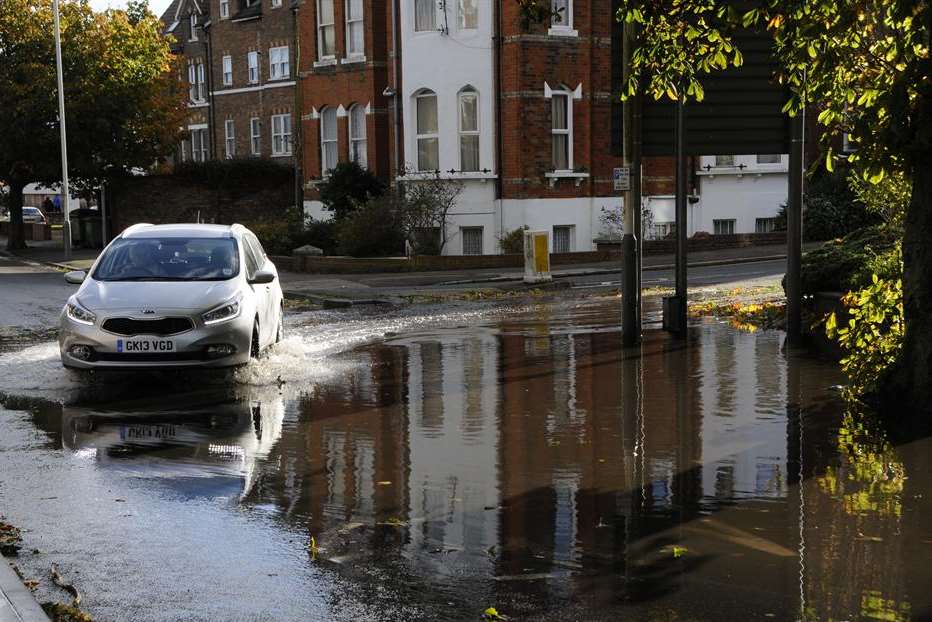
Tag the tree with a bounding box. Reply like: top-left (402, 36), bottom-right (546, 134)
top-left (0, 0), bottom-right (185, 249)
top-left (318, 161), bottom-right (387, 220)
top-left (396, 173), bottom-right (464, 255)
top-left (616, 0), bottom-right (932, 409)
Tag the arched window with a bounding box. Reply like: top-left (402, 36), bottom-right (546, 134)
top-left (320, 107), bottom-right (338, 174)
top-left (415, 90), bottom-right (438, 171)
top-left (349, 104), bottom-right (367, 168)
top-left (458, 87), bottom-right (479, 172)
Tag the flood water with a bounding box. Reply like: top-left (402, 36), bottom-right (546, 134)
top-left (0, 298), bottom-right (930, 621)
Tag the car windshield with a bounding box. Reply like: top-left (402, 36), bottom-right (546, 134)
top-left (92, 237), bottom-right (239, 282)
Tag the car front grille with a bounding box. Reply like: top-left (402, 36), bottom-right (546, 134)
top-left (95, 351), bottom-right (209, 363)
top-left (102, 317), bottom-right (193, 336)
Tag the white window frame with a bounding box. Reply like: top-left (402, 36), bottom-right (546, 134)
top-left (551, 91), bottom-right (572, 171)
top-left (190, 127), bottom-right (208, 162)
top-left (714, 155), bottom-right (735, 167)
top-left (197, 61), bottom-right (206, 101)
top-left (272, 0), bottom-right (282, 7)
top-left (317, 0), bottom-right (336, 60)
top-left (222, 55), bottom-right (233, 86)
top-left (553, 225), bottom-right (574, 253)
top-left (345, 0), bottom-right (364, 57)
top-left (349, 104), bottom-right (367, 169)
top-left (320, 107), bottom-right (338, 174)
top-left (219, 0), bottom-right (229, 19)
top-left (713, 219), bottom-right (736, 235)
top-left (189, 13), bottom-right (198, 41)
top-left (414, 0), bottom-right (437, 32)
top-left (250, 117), bottom-right (261, 155)
top-left (271, 114), bottom-right (292, 156)
top-left (549, 0), bottom-right (576, 36)
top-left (458, 88), bottom-right (479, 172)
top-left (269, 46), bottom-right (290, 80)
top-left (458, 0), bottom-right (478, 30)
top-left (224, 119), bottom-right (235, 158)
top-left (461, 227), bottom-right (483, 255)
top-left (247, 51), bottom-right (259, 84)
top-left (415, 90), bottom-right (439, 172)
top-left (755, 217), bottom-right (778, 233)
top-left (188, 63), bottom-right (197, 102)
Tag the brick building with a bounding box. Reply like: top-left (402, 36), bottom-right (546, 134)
top-left (160, 0), bottom-right (299, 176)
top-left (288, 0), bottom-right (798, 255)
top-left (297, 0), bottom-right (397, 187)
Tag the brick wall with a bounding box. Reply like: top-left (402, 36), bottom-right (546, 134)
top-left (299, 0), bottom-right (396, 196)
top-left (107, 173), bottom-right (293, 236)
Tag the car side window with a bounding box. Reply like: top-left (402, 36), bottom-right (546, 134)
top-left (245, 233), bottom-right (267, 264)
top-left (243, 239), bottom-right (260, 280)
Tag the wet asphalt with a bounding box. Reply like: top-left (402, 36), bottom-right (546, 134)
top-left (0, 294), bottom-right (930, 621)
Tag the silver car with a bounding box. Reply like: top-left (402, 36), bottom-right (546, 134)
top-left (59, 223), bottom-right (284, 370)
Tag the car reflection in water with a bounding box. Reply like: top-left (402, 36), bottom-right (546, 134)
top-left (60, 388), bottom-right (284, 499)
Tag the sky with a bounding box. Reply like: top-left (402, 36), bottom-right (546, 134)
top-left (89, 0), bottom-right (175, 18)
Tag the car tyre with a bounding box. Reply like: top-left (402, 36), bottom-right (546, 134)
top-left (250, 319), bottom-right (261, 359)
top-left (275, 307), bottom-right (284, 344)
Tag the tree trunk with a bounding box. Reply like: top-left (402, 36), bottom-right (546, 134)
top-left (6, 177), bottom-right (27, 251)
top-left (898, 153), bottom-right (932, 411)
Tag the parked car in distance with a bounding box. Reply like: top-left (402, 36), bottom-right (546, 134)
top-left (22, 207), bottom-right (47, 224)
top-left (59, 223), bottom-right (284, 370)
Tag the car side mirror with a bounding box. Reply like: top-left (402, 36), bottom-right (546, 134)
top-left (64, 270), bottom-right (86, 284)
top-left (249, 270), bottom-right (275, 285)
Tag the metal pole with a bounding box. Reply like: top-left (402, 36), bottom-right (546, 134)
top-left (665, 95), bottom-right (688, 335)
top-left (100, 183), bottom-right (107, 246)
top-left (786, 109), bottom-right (805, 343)
top-left (621, 20), bottom-right (640, 346)
top-left (53, 0), bottom-right (72, 261)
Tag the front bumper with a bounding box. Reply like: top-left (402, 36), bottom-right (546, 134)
top-left (59, 310), bottom-right (253, 370)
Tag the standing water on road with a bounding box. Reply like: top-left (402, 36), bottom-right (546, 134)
top-left (0, 299), bottom-right (929, 621)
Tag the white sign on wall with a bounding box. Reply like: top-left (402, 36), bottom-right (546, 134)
top-left (613, 167), bottom-right (631, 192)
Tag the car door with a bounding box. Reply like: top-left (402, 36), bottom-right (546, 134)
top-left (245, 233), bottom-right (276, 346)
top-left (242, 237), bottom-right (271, 347)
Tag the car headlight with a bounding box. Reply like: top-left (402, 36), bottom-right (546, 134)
top-left (202, 295), bottom-right (241, 325)
top-left (66, 299), bottom-right (96, 325)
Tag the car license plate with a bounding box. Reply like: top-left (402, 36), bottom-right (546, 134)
top-left (116, 338), bottom-right (175, 353)
top-left (120, 424), bottom-right (178, 441)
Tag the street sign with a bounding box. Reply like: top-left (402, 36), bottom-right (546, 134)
top-left (613, 167), bottom-right (631, 192)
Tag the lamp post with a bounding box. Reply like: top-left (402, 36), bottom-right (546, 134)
top-left (53, 0), bottom-right (72, 261)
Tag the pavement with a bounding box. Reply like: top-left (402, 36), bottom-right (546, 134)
top-left (0, 237), bottom-right (816, 309)
top-left (0, 559), bottom-right (49, 622)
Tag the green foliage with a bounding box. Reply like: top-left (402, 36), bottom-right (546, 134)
top-left (826, 246), bottom-right (904, 398)
top-left (318, 161), bottom-right (387, 220)
top-left (335, 195), bottom-right (405, 257)
top-left (804, 167), bottom-right (882, 241)
top-left (498, 226), bottom-right (527, 254)
top-left (850, 171), bottom-right (911, 232)
top-left (800, 226), bottom-right (898, 296)
top-left (0, 0), bottom-right (186, 187)
top-left (617, 0), bottom-right (930, 182)
top-left (245, 208), bottom-right (337, 257)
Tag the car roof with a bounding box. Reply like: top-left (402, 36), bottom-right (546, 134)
top-left (121, 223), bottom-right (240, 239)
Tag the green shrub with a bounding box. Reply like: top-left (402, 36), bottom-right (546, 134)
top-left (799, 226), bottom-right (897, 296)
top-left (803, 166), bottom-right (882, 241)
top-left (335, 195), bottom-right (405, 257)
top-left (498, 226), bottom-right (527, 254)
top-left (246, 208), bottom-right (338, 256)
top-left (318, 161), bottom-right (387, 221)
top-left (827, 246), bottom-right (904, 398)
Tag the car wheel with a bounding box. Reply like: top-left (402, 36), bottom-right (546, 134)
top-left (250, 319), bottom-right (261, 359)
top-left (275, 307), bottom-right (284, 343)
